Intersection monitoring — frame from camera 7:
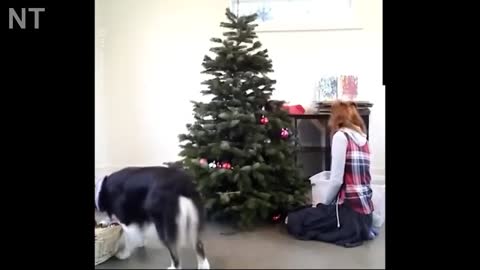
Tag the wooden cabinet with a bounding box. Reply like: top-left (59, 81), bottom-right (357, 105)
top-left (289, 102), bottom-right (372, 178)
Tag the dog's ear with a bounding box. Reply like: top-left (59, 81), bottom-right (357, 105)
top-left (95, 176), bottom-right (108, 188)
top-left (95, 176), bottom-right (108, 211)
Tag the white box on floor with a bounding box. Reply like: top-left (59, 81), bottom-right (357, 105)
top-left (310, 171), bottom-right (343, 206)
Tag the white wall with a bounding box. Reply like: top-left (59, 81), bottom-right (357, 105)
top-left (95, 0), bottom-right (384, 180)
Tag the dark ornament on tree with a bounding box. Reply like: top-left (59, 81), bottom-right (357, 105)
top-left (260, 115), bottom-right (269, 125)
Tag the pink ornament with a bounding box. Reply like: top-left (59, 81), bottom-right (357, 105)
top-left (280, 128), bottom-right (290, 139)
top-left (222, 162), bottom-right (232, 169)
top-left (199, 158), bottom-right (208, 166)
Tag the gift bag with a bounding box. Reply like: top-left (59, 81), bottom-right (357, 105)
top-left (310, 171), bottom-right (343, 206)
top-left (371, 183), bottom-right (385, 228)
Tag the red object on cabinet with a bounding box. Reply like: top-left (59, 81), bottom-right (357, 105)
top-left (282, 104), bottom-right (305, 115)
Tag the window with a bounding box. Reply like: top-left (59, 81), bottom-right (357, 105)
top-left (230, 0), bottom-right (361, 32)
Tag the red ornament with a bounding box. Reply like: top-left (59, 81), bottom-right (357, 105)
top-left (222, 162), bottom-right (232, 169)
top-left (280, 128), bottom-right (290, 139)
top-left (260, 115), bottom-right (269, 125)
top-left (272, 214), bottom-right (281, 221)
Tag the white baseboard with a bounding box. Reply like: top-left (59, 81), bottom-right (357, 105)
top-left (371, 167), bottom-right (385, 185)
top-left (372, 176), bottom-right (385, 186)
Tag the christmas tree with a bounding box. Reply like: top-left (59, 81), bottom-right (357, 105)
top-left (178, 9), bottom-right (309, 229)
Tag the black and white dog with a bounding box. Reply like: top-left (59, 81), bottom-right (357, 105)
top-left (95, 166), bottom-right (210, 269)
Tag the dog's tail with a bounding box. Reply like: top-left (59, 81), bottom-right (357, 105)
top-left (177, 196), bottom-right (201, 247)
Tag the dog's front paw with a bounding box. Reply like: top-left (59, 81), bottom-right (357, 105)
top-left (115, 248), bottom-right (131, 260)
top-left (138, 237), bottom-right (146, 248)
top-left (167, 263), bottom-right (178, 269)
top-left (198, 258), bottom-right (210, 269)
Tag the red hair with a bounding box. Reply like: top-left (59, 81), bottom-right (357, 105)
top-left (328, 101), bottom-right (366, 136)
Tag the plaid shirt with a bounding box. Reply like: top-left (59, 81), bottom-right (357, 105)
top-left (337, 132), bottom-right (374, 215)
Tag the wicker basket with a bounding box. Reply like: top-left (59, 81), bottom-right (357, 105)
top-left (95, 225), bottom-right (123, 266)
